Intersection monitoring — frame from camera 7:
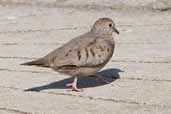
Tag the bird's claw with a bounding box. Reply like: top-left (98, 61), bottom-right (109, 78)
top-left (66, 83), bottom-right (82, 92)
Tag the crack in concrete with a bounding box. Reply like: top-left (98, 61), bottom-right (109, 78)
top-left (0, 68), bottom-right (54, 74)
top-left (0, 42), bottom-right (61, 46)
top-left (45, 91), bottom-right (170, 108)
top-left (120, 77), bottom-right (171, 82)
top-left (0, 56), bottom-right (35, 60)
top-left (0, 85), bottom-right (169, 109)
top-left (112, 60), bottom-right (171, 64)
top-left (0, 27), bottom-right (78, 34)
top-left (0, 107), bottom-right (32, 114)
top-left (1, 0), bottom-right (171, 12)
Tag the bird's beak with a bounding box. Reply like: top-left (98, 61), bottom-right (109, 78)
top-left (113, 27), bottom-right (119, 34)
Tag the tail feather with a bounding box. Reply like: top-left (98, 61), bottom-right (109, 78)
top-left (21, 58), bottom-right (48, 67)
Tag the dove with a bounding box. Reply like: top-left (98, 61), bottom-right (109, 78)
top-left (21, 17), bottom-right (119, 92)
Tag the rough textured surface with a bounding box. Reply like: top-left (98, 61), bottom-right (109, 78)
top-left (0, 1), bottom-right (171, 114)
top-left (1, 0), bottom-right (171, 10)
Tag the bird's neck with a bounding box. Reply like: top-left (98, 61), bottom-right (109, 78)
top-left (90, 28), bottom-right (113, 36)
top-left (90, 31), bottom-right (115, 45)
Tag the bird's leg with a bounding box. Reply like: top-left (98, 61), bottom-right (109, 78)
top-left (66, 77), bottom-right (81, 92)
top-left (96, 75), bottom-right (110, 84)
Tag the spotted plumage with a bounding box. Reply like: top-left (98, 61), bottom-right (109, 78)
top-left (21, 17), bottom-right (119, 91)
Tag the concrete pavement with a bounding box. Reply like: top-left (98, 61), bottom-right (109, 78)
top-left (0, 1), bottom-right (171, 114)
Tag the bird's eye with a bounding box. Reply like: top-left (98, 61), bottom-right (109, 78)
top-left (109, 23), bottom-right (112, 27)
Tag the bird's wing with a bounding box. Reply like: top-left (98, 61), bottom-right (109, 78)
top-left (50, 37), bottom-right (114, 68)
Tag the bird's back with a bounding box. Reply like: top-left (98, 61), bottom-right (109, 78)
top-left (44, 32), bottom-right (115, 67)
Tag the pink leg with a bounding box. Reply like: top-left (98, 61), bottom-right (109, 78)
top-left (66, 77), bottom-right (82, 92)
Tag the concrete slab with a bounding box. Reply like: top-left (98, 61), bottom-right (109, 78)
top-left (0, 87), bottom-right (171, 114)
top-left (0, 1), bottom-right (171, 114)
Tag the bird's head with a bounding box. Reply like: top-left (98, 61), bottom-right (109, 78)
top-left (91, 17), bottom-right (119, 35)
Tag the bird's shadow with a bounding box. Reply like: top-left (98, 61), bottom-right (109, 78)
top-left (25, 68), bottom-right (124, 92)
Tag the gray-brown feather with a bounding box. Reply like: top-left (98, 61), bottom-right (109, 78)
top-left (21, 17), bottom-right (117, 77)
top-left (49, 34), bottom-right (115, 76)
top-left (47, 34), bottom-right (114, 67)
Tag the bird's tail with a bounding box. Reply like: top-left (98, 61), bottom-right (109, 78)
top-left (20, 58), bottom-right (48, 67)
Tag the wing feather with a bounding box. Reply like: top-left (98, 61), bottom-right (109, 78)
top-left (51, 38), bottom-right (114, 68)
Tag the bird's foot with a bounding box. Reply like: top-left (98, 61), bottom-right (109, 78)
top-left (96, 75), bottom-right (111, 84)
top-left (66, 77), bottom-right (83, 92)
top-left (66, 83), bottom-right (82, 92)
